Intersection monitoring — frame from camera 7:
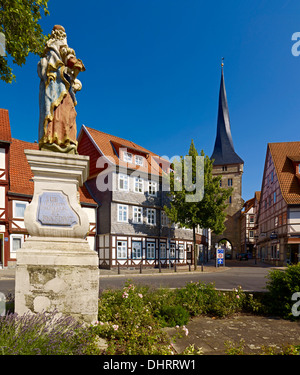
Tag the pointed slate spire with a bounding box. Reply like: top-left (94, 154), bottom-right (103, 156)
top-left (211, 62), bottom-right (244, 166)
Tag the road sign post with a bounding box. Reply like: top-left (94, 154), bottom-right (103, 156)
top-left (216, 249), bottom-right (225, 267)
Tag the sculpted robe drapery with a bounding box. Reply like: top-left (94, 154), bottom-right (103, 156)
top-left (38, 26), bottom-right (85, 154)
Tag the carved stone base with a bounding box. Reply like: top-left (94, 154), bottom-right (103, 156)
top-left (15, 150), bottom-right (99, 324)
top-left (15, 237), bottom-right (99, 324)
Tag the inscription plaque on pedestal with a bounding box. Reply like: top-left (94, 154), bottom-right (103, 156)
top-left (37, 192), bottom-right (78, 227)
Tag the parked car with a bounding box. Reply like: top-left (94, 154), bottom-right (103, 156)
top-left (238, 253), bottom-right (248, 261)
top-left (225, 253), bottom-right (232, 260)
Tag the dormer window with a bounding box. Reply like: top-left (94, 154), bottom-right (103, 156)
top-left (135, 155), bottom-right (144, 166)
top-left (123, 151), bottom-right (133, 163)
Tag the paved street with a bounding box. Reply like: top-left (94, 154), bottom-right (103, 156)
top-left (99, 264), bottom-right (272, 292)
top-left (0, 260), bottom-right (276, 296)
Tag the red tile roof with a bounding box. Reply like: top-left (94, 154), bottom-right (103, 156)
top-left (80, 126), bottom-right (170, 176)
top-left (269, 142), bottom-right (300, 205)
top-left (9, 138), bottom-right (96, 205)
top-left (0, 109), bottom-right (12, 143)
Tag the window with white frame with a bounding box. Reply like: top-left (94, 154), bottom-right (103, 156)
top-left (249, 230), bottom-right (254, 238)
top-left (10, 234), bottom-right (23, 258)
top-left (134, 177), bottom-right (144, 193)
top-left (118, 173), bottom-right (129, 191)
top-left (147, 208), bottom-right (156, 225)
top-left (13, 201), bottom-right (27, 218)
top-left (161, 211), bottom-right (170, 227)
top-left (160, 242), bottom-right (167, 259)
top-left (118, 204), bottom-right (128, 222)
top-left (123, 152), bottom-right (133, 163)
top-left (178, 243), bottom-right (184, 259)
top-left (170, 243), bottom-right (176, 259)
top-left (117, 240), bottom-right (127, 259)
top-left (135, 155), bottom-right (144, 166)
top-left (147, 242), bottom-right (155, 259)
top-left (133, 206), bottom-right (143, 224)
top-left (132, 241), bottom-right (142, 259)
top-left (148, 181), bottom-right (157, 196)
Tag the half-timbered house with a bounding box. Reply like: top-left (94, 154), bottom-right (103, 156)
top-left (257, 142), bottom-right (300, 265)
top-left (77, 125), bottom-right (209, 269)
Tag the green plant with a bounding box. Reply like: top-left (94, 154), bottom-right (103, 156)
top-left (0, 310), bottom-right (100, 355)
top-left (265, 264), bottom-right (300, 319)
top-left (96, 282), bottom-right (173, 354)
top-left (224, 339), bottom-right (246, 355)
top-left (158, 305), bottom-right (190, 327)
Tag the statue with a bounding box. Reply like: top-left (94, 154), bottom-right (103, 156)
top-left (38, 25), bottom-right (85, 154)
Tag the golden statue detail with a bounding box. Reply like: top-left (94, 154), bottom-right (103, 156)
top-left (38, 25), bottom-right (85, 154)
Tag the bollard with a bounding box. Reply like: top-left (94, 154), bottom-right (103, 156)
top-left (189, 264), bottom-right (191, 272)
top-left (174, 263), bottom-right (177, 272)
top-left (140, 263), bottom-right (142, 274)
top-left (118, 264), bottom-right (120, 274)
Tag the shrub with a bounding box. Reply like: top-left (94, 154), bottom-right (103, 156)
top-left (96, 282), bottom-right (173, 354)
top-left (265, 264), bottom-right (300, 319)
top-left (0, 310), bottom-right (100, 355)
top-left (158, 305), bottom-right (190, 327)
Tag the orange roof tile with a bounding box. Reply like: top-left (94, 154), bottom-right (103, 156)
top-left (9, 138), bottom-right (96, 205)
top-left (269, 142), bottom-right (300, 205)
top-left (82, 126), bottom-right (170, 176)
top-left (0, 109), bottom-right (12, 143)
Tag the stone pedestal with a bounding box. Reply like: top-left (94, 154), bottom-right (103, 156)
top-left (15, 150), bottom-right (99, 324)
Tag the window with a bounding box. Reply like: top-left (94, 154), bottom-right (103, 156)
top-left (117, 241), bottom-right (127, 259)
top-left (135, 155), bottom-right (144, 166)
top-left (118, 204), bottom-right (128, 222)
top-left (160, 242), bottom-right (167, 259)
top-left (147, 242), bottom-right (155, 259)
top-left (273, 192), bottom-right (276, 204)
top-left (269, 196), bottom-right (271, 206)
top-left (147, 209), bottom-right (156, 225)
top-left (219, 180), bottom-right (222, 187)
top-left (123, 152), bottom-right (133, 163)
top-left (134, 177), bottom-right (144, 193)
top-left (249, 230), bottom-right (254, 238)
top-left (13, 201), bottom-right (27, 218)
top-left (161, 211), bottom-right (170, 226)
top-left (228, 178), bottom-right (233, 187)
top-left (118, 174), bottom-right (129, 191)
top-left (132, 241), bottom-right (142, 259)
top-left (249, 215), bottom-right (254, 223)
top-left (178, 244), bottom-right (184, 259)
top-left (133, 206), bottom-right (143, 224)
top-left (10, 234), bottom-right (23, 258)
top-left (229, 196), bottom-right (232, 204)
top-left (222, 166), bottom-right (227, 171)
top-left (148, 181), bottom-right (157, 196)
top-left (170, 243), bottom-right (176, 259)
top-left (271, 171), bottom-right (274, 182)
top-left (298, 164), bottom-right (300, 174)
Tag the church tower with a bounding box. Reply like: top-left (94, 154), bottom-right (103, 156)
top-left (211, 62), bottom-right (244, 257)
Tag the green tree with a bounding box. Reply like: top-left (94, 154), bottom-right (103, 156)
top-left (0, 0), bottom-right (50, 83)
top-left (164, 140), bottom-right (232, 269)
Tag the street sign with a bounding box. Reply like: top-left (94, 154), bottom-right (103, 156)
top-left (216, 249), bottom-right (225, 267)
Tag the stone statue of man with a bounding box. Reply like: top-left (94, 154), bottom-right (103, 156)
top-left (38, 25), bottom-right (85, 154)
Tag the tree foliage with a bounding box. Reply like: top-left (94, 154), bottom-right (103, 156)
top-left (164, 140), bottom-right (232, 267)
top-left (0, 0), bottom-right (50, 83)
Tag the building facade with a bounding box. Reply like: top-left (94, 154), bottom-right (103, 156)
top-left (78, 125), bottom-right (209, 269)
top-left (240, 191), bottom-right (260, 255)
top-left (210, 66), bottom-right (244, 258)
top-left (257, 142), bottom-right (300, 265)
top-left (0, 109), bottom-right (98, 268)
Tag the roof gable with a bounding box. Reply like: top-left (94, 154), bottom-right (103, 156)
top-left (0, 109), bottom-right (12, 143)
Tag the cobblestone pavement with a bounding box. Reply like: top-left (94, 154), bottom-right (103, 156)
top-left (165, 314), bottom-right (300, 355)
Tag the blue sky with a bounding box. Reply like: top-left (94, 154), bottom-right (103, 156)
top-left (1, 0), bottom-right (300, 202)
